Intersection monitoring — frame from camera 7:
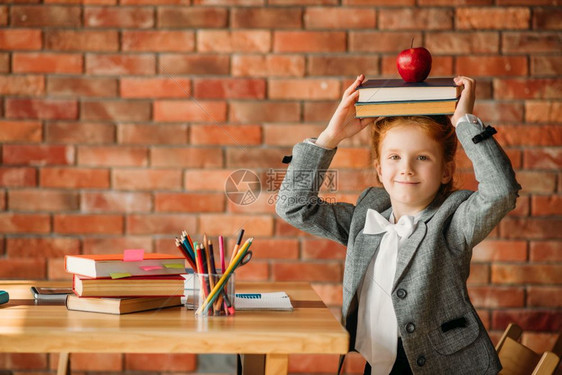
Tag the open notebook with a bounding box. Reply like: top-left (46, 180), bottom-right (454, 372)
top-left (234, 292), bottom-right (293, 311)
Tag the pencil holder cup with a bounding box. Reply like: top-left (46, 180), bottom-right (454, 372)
top-left (194, 273), bottom-right (235, 317)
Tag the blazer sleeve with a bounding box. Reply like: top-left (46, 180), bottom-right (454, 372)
top-left (448, 120), bottom-right (521, 249)
top-left (275, 142), bottom-right (369, 246)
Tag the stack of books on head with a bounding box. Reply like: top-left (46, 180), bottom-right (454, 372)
top-left (355, 77), bottom-right (461, 117)
top-left (64, 251), bottom-right (186, 315)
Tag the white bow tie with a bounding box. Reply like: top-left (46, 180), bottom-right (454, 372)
top-left (363, 208), bottom-right (416, 240)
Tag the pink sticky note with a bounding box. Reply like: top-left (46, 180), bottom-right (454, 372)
top-left (140, 265), bottom-right (163, 271)
top-left (123, 249), bottom-right (145, 262)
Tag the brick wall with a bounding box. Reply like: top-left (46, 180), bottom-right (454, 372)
top-left (0, 0), bottom-right (560, 374)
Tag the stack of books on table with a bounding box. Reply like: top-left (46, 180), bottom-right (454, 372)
top-left (64, 252), bottom-right (187, 315)
top-left (355, 77), bottom-right (461, 117)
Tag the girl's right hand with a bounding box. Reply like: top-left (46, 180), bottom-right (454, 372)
top-left (316, 74), bottom-right (374, 149)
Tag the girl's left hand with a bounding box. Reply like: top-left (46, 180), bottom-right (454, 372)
top-left (451, 76), bottom-right (476, 127)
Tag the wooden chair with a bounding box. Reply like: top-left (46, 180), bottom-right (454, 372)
top-left (495, 323), bottom-right (561, 375)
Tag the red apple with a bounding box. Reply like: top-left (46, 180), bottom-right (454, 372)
top-left (396, 46), bottom-right (432, 83)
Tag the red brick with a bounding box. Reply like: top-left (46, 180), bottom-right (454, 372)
top-left (343, 0), bottom-right (413, 4)
top-left (9, 189), bottom-right (78, 211)
top-left (531, 56), bottom-right (562, 76)
top-left (467, 263), bottom-right (490, 285)
top-left (302, 239), bottom-right (345, 260)
top-left (524, 148), bottom-right (562, 169)
top-left (2, 145), bottom-right (74, 166)
top-left (494, 78), bottom-right (562, 100)
top-left (308, 55), bottom-right (379, 77)
top-left (83, 236), bottom-right (153, 255)
top-left (502, 217), bottom-right (562, 239)
top-left (533, 8), bottom-right (562, 30)
top-left (118, 124), bottom-right (187, 145)
top-left (155, 192), bottom-right (224, 212)
top-left (532, 195), bottom-right (562, 216)
top-left (193, 78), bottom-right (265, 99)
top-left (276, 219), bottom-right (313, 237)
top-left (61, 353), bottom-right (122, 371)
top-left (84, 7), bottom-right (153, 28)
top-left (125, 354), bottom-right (196, 372)
top-left (269, 0), bottom-right (336, 4)
top-left (0, 258), bottom-right (46, 278)
top-left (456, 7), bottom-right (529, 29)
top-left (12, 52), bottom-right (82, 73)
top-left (198, 30), bottom-right (271, 53)
top-left (47, 76), bottom-right (117, 97)
top-left (82, 191), bottom-right (152, 213)
top-left (457, 56), bottom-right (527, 77)
top-left (516, 171), bottom-right (556, 194)
top-left (229, 101), bottom-right (300, 123)
top-left (0, 213), bottom-right (50, 233)
top-left (159, 54), bottom-right (230, 75)
top-left (425, 31), bottom-right (499, 54)
top-left (502, 32), bottom-right (561, 54)
top-left (349, 31), bottom-right (422, 53)
top-left (54, 214), bottom-right (124, 234)
top-left (525, 101), bottom-right (562, 123)
top-left (11, 5), bottom-right (80, 27)
top-left (244, 238), bottom-right (299, 260)
top-left (495, 125), bottom-right (562, 147)
top-left (0, 6), bottom-right (5, 25)
top-left (508, 195), bottom-right (530, 217)
top-left (473, 101), bottom-right (524, 124)
top-left (521, 333), bottom-right (561, 355)
top-left (45, 30), bottom-right (118, 51)
top-left (0, 353), bottom-right (50, 370)
top-left (273, 262), bottom-right (341, 282)
top-left (332, 148), bottom-right (371, 169)
top-left (113, 168), bottom-right (181, 190)
top-left (303, 101), bottom-right (338, 123)
top-left (492, 264), bottom-right (562, 284)
top-left (235, 261), bottom-right (269, 281)
top-left (190, 124), bottom-right (261, 145)
top-left (304, 7), bottom-right (375, 29)
top-left (46, 122), bottom-right (115, 144)
top-left (232, 54), bottom-right (305, 77)
top-left (199, 214), bottom-right (274, 236)
top-left (288, 354), bottom-right (341, 373)
top-left (153, 100), bottom-right (227, 123)
top-left (0, 52), bottom-right (8, 72)
top-left (336, 170), bottom-right (377, 191)
top-left (122, 30), bottom-right (194, 52)
top-left (419, 0), bottom-right (491, 3)
top-left (530, 241), bottom-right (562, 262)
top-left (86, 54), bottom-right (155, 75)
top-left (0, 75), bottom-right (44, 95)
top-left (0, 167), bottom-right (36, 187)
top-left (227, 148), bottom-right (289, 169)
top-left (157, 7), bottom-right (227, 28)
top-left (380, 8), bottom-right (452, 30)
top-left (497, 0), bottom-right (557, 3)
top-left (184, 169), bottom-right (235, 191)
top-left (40, 167), bottom-right (109, 188)
top-left (492, 310), bottom-right (561, 332)
top-left (227, 191), bottom-right (277, 214)
top-left (120, 77), bottom-right (191, 98)
top-left (6, 237), bottom-right (80, 257)
top-left (274, 31), bottom-right (345, 52)
top-left (268, 79), bottom-right (340, 100)
top-left (0, 120), bottom-right (41, 142)
top-left (0, 29), bottom-right (41, 50)
top-left (468, 286), bottom-right (525, 309)
top-left (5, 98), bottom-right (78, 120)
top-left (527, 287), bottom-right (562, 308)
top-left (78, 146), bottom-right (147, 167)
top-left (472, 240), bottom-right (527, 262)
top-left (232, 7), bottom-right (301, 28)
top-left (263, 124), bottom-right (324, 146)
top-left (121, 0), bottom-right (187, 3)
top-left (126, 214), bottom-right (197, 235)
top-left (151, 147), bottom-right (223, 168)
top-left (81, 100), bottom-right (151, 121)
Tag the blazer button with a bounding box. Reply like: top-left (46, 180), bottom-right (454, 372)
top-left (416, 355), bottom-right (426, 367)
top-left (406, 323), bottom-right (416, 333)
top-left (396, 289), bottom-right (407, 299)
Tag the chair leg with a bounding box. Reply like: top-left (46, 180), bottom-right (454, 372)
top-left (496, 323), bottom-right (523, 352)
top-left (531, 352), bottom-right (560, 375)
top-left (57, 352), bottom-right (70, 375)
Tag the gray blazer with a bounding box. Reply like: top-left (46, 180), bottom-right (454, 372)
top-left (276, 120), bottom-right (521, 374)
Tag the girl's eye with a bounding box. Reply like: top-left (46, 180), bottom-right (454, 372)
top-left (417, 155), bottom-right (428, 161)
top-left (389, 155), bottom-right (400, 160)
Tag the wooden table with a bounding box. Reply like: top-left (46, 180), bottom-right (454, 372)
top-left (0, 280), bottom-right (349, 375)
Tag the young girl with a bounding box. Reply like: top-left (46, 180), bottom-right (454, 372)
top-left (276, 75), bottom-right (520, 374)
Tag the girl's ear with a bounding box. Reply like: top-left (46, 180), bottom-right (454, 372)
top-left (374, 159), bottom-right (382, 179)
top-left (441, 161), bottom-right (455, 184)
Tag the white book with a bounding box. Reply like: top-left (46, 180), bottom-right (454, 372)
top-left (234, 292), bottom-right (293, 311)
